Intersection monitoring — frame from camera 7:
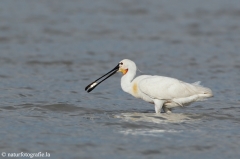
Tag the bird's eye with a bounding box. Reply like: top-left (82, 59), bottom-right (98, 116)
top-left (120, 62), bottom-right (123, 65)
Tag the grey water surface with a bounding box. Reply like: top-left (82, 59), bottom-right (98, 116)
top-left (0, 0), bottom-right (240, 159)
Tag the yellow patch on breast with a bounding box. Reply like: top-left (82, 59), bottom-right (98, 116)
top-left (132, 83), bottom-right (138, 95)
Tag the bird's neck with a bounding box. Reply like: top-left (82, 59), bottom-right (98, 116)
top-left (121, 69), bottom-right (136, 93)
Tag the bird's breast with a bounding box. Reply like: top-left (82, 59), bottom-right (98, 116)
top-left (131, 82), bottom-right (139, 97)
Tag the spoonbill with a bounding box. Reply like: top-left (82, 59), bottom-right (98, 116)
top-left (85, 59), bottom-right (213, 113)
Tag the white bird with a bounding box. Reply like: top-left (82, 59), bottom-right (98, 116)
top-left (85, 59), bottom-right (213, 113)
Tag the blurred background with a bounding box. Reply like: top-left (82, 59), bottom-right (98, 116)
top-left (0, 0), bottom-right (240, 159)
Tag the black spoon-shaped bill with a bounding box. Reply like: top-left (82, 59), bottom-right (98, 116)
top-left (85, 64), bottom-right (119, 93)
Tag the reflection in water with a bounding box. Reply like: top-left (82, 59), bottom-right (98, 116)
top-left (116, 113), bottom-right (193, 137)
top-left (119, 129), bottom-right (181, 137)
top-left (115, 112), bottom-right (192, 123)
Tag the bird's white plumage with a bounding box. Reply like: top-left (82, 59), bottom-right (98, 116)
top-left (138, 76), bottom-right (212, 100)
top-left (118, 59), bottom-right (213, 113)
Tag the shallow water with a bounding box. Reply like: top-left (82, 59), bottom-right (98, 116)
top-left (0, 0), bottom-right (240, 159)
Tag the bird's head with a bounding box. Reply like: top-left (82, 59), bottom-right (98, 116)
top-left (118, 59), bottom-right (136, 75)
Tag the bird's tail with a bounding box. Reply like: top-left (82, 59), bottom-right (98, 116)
top-left (191, 81), bottom-right (213, 98)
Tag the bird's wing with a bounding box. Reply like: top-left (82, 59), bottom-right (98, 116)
top-left (138, 76), bottom-right (208, 100)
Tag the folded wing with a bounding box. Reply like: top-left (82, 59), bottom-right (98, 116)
top-left (138, 76), bottom-right (212, 100)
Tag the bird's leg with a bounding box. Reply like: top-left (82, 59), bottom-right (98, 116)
top-left (154, 99), bottom-right (164, 114)
top-left (163, 106), bottom-right (172, 114)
